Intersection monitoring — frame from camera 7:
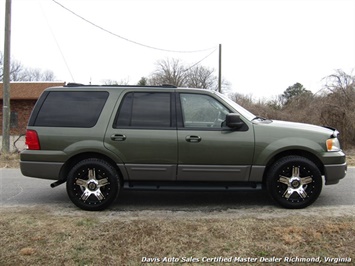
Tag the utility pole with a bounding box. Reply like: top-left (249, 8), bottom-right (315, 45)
top-left (218, 44), bottom-right (222, 93)
top-left (2, 0), bottom-right (12, 154)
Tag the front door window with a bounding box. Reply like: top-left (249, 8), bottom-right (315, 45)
top-left (180, 93), bottom-right (229, 129)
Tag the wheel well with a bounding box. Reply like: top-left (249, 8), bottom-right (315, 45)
top-left (59, 152), bottom-right (123, 184)
top-left (263, 150), bottom-right (324, 183)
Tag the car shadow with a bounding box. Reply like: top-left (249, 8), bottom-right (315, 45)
top-left (110, 190), bottom-right (274, 211)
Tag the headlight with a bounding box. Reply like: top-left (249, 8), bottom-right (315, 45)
top-left (326, 138), bottom-right (341, 152)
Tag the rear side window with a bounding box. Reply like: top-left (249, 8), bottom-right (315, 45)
top-left (114, 92), bottom-right (172, 128)
top-left (34, 91), bottom-right (108, 127)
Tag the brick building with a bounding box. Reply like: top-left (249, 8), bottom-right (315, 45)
top-left (0, 82), bottom-right (65, 135)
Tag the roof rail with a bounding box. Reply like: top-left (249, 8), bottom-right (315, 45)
top-left (63, 83), bottom-right (177, 88)
top-left (65, 83), bottom-right (85, 87)
top-left (161, 84), bottom-right (177, 88)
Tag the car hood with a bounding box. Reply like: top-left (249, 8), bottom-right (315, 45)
top-left (254, 119), bottom-right (337, 137)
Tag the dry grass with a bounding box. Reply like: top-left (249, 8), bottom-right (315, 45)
top-left (0, 153), bottom-right (20, 168)
top-left (345, 149), bottom-right (355, 166)
top-left (0, 207), bottom-right (354, 266)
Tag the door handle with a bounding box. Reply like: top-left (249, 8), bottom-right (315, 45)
top-left (111, 134), bottom-right (126, 141)
top-left (185, 135), bottom-right (201, 143)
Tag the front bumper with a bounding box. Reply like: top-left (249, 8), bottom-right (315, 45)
top-left (324, 162), bottom-right (347, 185)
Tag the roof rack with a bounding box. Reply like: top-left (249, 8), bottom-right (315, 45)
top-left (64, 83), bottom-right (177, 88)
top-left (65, 83), bottom-right (85, 87)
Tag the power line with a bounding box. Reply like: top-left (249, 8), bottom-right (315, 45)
top-left (184, 48), bottom-right (218, 72)
top-left (40, 1), bottom-right (75, 81)
top-left (51, 0), bottom-right (217, 54)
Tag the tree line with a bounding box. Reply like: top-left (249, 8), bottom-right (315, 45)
top-left (232, 69), bottom-right (355, 149)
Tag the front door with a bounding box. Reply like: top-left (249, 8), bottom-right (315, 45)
top-left (177, 93), bottom-right (254, 181)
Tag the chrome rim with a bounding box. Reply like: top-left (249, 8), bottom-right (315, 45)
top-left (277, 165), bottom-right (315, 202)
top-left (73, 168), bottom-right (111, 204)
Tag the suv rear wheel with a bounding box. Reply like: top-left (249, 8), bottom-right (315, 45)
top-left (266, 156), bottom-right (322, 209)
top-left (66, 158), bottom-right (120, 211)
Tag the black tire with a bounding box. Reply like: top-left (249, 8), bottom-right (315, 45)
top-left (66, 158), bottom-right (120, 211)
top-left (266, 156), bottom-right (322, 209)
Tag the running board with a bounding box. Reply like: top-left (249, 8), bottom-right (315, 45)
top-left (123, 182), bottom-right (262, 191)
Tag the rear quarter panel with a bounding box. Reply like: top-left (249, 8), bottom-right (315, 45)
top-left (21, 88), bottom-right (124, 163)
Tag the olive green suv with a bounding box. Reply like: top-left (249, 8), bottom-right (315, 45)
top-left (20, 84), bottom-right (347, 211)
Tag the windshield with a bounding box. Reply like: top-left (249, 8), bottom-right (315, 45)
top-left (213, 91), bottom-right (256, 121)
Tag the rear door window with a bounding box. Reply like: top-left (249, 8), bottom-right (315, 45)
top-left (114, 92), bottom-right (173, 128)
top-left (34, 91), bottom-right (108, 127)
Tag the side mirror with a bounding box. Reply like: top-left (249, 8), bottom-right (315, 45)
top-left (225, 113), bottom-right (244, 129)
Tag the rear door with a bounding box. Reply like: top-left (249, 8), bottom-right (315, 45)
top-left (177, 92), bottom-right (254, 181)
top-left (104, 90), bottom-right (178, 181)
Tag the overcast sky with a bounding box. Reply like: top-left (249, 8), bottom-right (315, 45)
top-left (1, 0), bottom-right (354, 100)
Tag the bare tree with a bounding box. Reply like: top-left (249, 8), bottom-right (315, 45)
top-left (322, 69), bottom-right (355, 103)
top-left (40, 70), bottom-right (56, 81)
top-left (148, 58), bottom-right (231, 92)
top-left (20, 68), bottom-right (55, 81)
top-left (185, 65), bottom-right (216, 89)
top-left (1, 51), bottom-right (24, 81)
top-left (319, 69), bottom-right (355, 148)
top-left (102, 78), bottom-right (130, 85)
top-left (1, 51), bottom-right (56, 81)
top-left (149, 58), bottom-right (187, 87)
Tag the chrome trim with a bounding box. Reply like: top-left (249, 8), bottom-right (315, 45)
top-left (125, 164), bottom-right (176, 181)
top-left (177, 165), bottom-right (251, 181)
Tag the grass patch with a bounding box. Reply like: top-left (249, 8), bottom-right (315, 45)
top-left (0, 207), bottom-right (354, 265)
top-left (345, 149), bottom-right (355, 166)
top-left (0, 153), bottom-right (20, 168)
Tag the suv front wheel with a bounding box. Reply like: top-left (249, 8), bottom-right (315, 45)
top-left (66, 158), bottom-right (120, 211)
top-left (266, 156), bottom-right (322, 209)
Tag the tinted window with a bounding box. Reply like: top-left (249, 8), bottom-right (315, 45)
top-left (115, 92), bottom-right (171, 128)
top-left (35, 91), bottom-right (108, 127)
top-left (180, 93), bottom-right (229, 128)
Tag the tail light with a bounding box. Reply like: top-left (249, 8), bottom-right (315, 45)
top-left (25, 130), bottom-right (41, 150)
